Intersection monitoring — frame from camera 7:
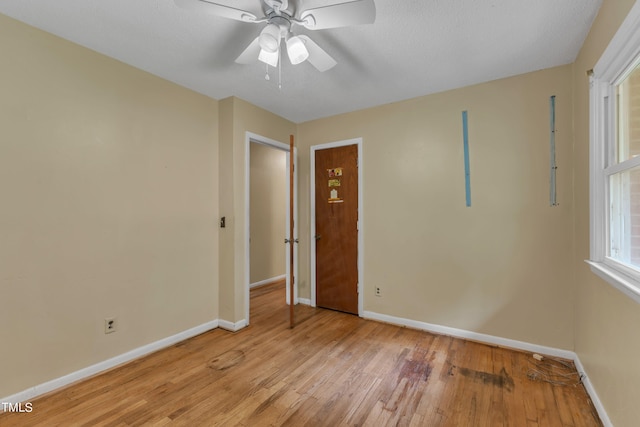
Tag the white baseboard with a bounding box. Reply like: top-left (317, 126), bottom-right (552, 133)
top-left (1, 320), bottom-right (219, 405)
top-left (573, 356), bottom-right (613, 427)
top-left (218, 319), bottom-right (248, 332)
top-left (297, 298), bottom-right (311, 306)
top-left (250, 274), bottom-right (286, 289)
top-left (363, 311), bottom-right (575, 358)
top-left (363, 310), bottom-right (611, 426)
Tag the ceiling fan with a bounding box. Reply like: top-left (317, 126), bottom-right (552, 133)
top-left (175, 0), bottom-right (376, 72)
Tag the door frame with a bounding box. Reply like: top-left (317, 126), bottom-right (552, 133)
top-left (245, 132), bottom-right (298, 325)
top-left (310, 137), bottom-right (363, 315)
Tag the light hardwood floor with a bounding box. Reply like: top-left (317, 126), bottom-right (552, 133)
top-left (1, 280), bottom-right (602, 426)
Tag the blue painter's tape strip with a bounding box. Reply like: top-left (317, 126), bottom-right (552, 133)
top-left (549, 95), bottom-right (557, 206)
top-left (462, 111), bottom-right (471, 207)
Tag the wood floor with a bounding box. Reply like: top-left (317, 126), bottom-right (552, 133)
top-left (1, 280), bottom-right (602, 426)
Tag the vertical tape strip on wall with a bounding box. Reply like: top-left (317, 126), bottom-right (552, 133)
top-left (549, 96), bottom-right (558, 206)
top-left (462, 110), bottom-right (471, 207)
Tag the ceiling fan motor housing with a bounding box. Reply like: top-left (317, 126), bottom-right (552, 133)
top-left (259, 13), bottom-right (293, 53)
top-left (269, 14), bottom-right (292, 35)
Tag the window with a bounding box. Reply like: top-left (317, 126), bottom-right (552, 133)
top-left (588, 2), bottom-right (640, 304)
top-left (609, 65), bottom-right (640, 266)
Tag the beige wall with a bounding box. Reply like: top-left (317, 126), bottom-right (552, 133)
top-left (0, 15), bottom-right (219, 398)
top-left (250, 143), bottom-right (286, 284)
top-left (298, 66), bottom-right (575, 349)
top-left (217, 97), bottom-right (296, 323)
top-left (573, 0), bottom-right (640, 425)
top-left (5, 2), bottom-right (640, 423)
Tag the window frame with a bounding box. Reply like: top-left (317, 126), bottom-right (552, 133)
top-left (588, 1), bottom-right (640, 304)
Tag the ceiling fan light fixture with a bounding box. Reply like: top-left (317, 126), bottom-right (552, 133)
top-left (286, 35), bottom-right (309, 65)
top-left (258, 48), bottom-right (279, 67)
top-left (259, 24), bottom-right (281, 53)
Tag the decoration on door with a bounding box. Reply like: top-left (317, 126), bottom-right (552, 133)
top-left (328, 188), bottom-right (343, 203)
top-left (327, 168), bottom-right (343, 177)
top-left (327, 167), bottom-right (344, 203)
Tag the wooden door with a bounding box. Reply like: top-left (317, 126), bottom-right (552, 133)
top-left (315, 144), bottom-right (358, 314)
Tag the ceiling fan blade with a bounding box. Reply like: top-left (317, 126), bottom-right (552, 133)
top-left (175, 0), bottom-right (258, 22)
top-left (299, 0), bottom-right (376, 30)
top-left (298, 35), bottom-right (337, 72)
top-left (235, 37), bottom-right (261, 64)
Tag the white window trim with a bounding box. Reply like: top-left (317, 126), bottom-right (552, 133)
top-left (588, 0), bottom-right (640, 305)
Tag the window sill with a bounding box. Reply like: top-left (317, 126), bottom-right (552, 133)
top-left (585, 260), bottom-right (640, 304)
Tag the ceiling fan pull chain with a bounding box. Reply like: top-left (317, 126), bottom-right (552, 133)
top-left (265, 63), bottom-right (270, 81)
top-left (278, 48), bottom-right (282, 90)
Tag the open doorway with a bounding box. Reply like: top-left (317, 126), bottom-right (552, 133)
top-left (244, 132), bottom-right (298, 325)
top-left (249, 142), bottom-right (286, 287)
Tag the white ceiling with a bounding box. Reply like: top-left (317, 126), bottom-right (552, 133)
top-left (0, 0), bottom-right (602, 123)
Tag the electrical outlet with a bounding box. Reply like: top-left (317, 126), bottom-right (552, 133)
top-left (104, 317), bottom-right (117, 334)
top-left (375, 287), bottom-right (381, 297)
